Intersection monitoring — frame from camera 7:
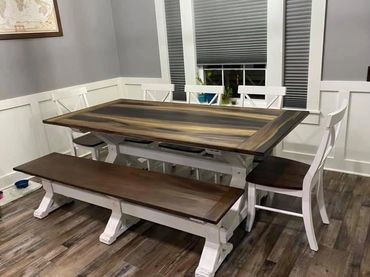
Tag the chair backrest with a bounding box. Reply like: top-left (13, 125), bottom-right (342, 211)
top-left (185, 85), bottom-right (224, 106)
top-left (303, 101), bottom-right (348, 191)
top-left (51, 87), bottom-right (89, 116)
top-left (238, 86), bottom-right (286, 109)
top-left (141, 83), bottom-right (175, 102)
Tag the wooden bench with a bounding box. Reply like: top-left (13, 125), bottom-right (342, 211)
top-left (14, 153), bottom-right (245, 277)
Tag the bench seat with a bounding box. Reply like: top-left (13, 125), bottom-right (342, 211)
top-left (14, 153), bottom-right (247, 276)
top-left (14, 153), bottom-right (243, 224)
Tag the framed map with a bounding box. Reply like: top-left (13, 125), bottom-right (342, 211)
top-left (0, 0), bottom-right (62, 40)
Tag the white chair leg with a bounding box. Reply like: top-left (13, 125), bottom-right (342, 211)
top-left (246, 183), bottom-right (256, 232)
top-left (72, 144), bottom-right (78, 157)
top-left (196, 168), bottom-right (200, 180)
top-left (162, 162), bottom-right (166, 173)
top-left (302, 194), bottom-right (319, 251)
top-left (265, 192), bottom-right (275, 207)
top-left (91, 148), bottom-right (99, 161)
top-left (317, 169), bottom-right (329, 224)
top-left (214, 173), bottom-right (219, 184)
top-left (146, 159), bottom-right (151, 171)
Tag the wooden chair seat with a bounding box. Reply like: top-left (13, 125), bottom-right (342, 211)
top-left (14, 153), bottom-right (243, 224)
top-left (73, 133), bottom-right (105, 147)
top-left (125, 138), bottom-right (153, 144)
top-left (246, 156), bottom-right (310, 190)
top-left (159, 143), bottom-right (205, 154)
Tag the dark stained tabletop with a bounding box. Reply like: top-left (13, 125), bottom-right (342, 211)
top-left (44, 99), bottom-right (309, 156)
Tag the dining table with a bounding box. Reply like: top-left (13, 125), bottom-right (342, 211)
top-left (43, 98), bottom-right (308, 276)
top-left (44, 99), bottom-right (308, 188)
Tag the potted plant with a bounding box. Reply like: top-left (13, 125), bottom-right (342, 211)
top-left (222, 87), bottom-right (233, 105)
top-left (196, 73), bottom-right (207, 103)
top-left (196, 72), bottom-right (217, 104)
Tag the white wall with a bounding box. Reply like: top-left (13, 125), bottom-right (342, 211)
top-left (0, 78), bottom-right (124, 190)
top-left (322, 0), bottom-right (370, 81)
top-left (276, 81), bottom-right (370, 177)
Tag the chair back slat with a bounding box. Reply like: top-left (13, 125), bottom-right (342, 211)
top-left (238, 86), bottom-right (286, 109)
top-left (303, 101), bottom-right (348, 190)
top-left (52, 87), bottom-right (89, 116)
top-left (141, 84), bottom-right (175, 102)
top-left (51, 87), bottom-right (91, 144)
top-left (185, 85), bottom-right (224, 106)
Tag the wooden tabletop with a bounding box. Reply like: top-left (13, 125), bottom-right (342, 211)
top-left (44, 99), bottom-right (309, 156)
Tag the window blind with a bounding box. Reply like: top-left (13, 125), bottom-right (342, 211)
top-left (194, 0), bottom-right (267, 64)
top-left (283, 0), bottom-right (312, 109)
top-left (164, 0), bottom-right (186, 101)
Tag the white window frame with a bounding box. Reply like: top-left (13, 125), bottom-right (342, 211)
top-left (198, 64), bottom-right (266, 87)
top-left (154, 0), bottom-right (327, 120)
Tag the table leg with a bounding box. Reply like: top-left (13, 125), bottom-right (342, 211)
top-left (94, 133), bottom-right (122, 164)
top-left (105, 143), bottom-right (119, 163)
top-left (222, 152), bottom-right (253, 189)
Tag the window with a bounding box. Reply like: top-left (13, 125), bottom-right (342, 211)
top-left (284, 0), bottom-right (312, 108)
top-left (200, 64), bottom-right (266, 98)
top-left (164, 0), bottom-right (186, 101)
top-left (194, 0), bottom-right (267, 65)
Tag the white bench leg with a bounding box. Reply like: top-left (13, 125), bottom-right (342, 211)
top-left (34, 180), bottom-right (72, 219)
top-left (99, 199), bottom-right (139, 245)
top-left (195, 226), bottom-right (233, 277)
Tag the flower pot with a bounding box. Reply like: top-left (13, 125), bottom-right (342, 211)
top-left (198, 94), bottom-right (207, 103)
top-left (205, 93), bottom-right (216, 103)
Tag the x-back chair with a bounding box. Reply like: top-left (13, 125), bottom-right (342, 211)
top-left (185, 85), bottom-right (224, 106)
top-left (238, 85), bottom-right (286, 109)
top-left (245, 101), bottom-right (348, 251)
top-left (51, 87), bottom-right (105, 160)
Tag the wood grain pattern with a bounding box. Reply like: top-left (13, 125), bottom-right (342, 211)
top-left (43, 99), bottom-right (308, 156)
top-left (13, 153), bottom-right (243, 224)
top-left (0, 170), bottom-right (369, 276)
top-left (246, 156), bottom-right (310, 190)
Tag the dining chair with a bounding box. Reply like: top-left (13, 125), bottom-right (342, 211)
top-left (238, 86), bottom-right (287, 164)
top-left (137, 84), bottom-right (175, 170)
top-left (181, 85), bottom-right (225, 182)
top-left (245, 101), bottom-right (348, 251)
top-left (51, 87), bottom-right (105, 160)
top-left (142, 83), bottom-right (175, 102)
top-left (140, 84), bottom-right (206, 176)
top-left (238, 86), bottom-right (286, 109)
top-left (185, 85), bottom-right (224, 106)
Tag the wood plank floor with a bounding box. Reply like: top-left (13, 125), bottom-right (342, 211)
top-left (1, 169), bottom-right (370, 276)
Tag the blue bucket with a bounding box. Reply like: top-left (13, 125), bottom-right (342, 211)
top-left (205, 93), bottom-right (216, 103)
top-left (198, 94), bottom-right (207, 103)
top-left (15, 180), bottom-right (29, 189)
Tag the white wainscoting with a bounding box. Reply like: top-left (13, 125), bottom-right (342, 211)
top-left (122, 77), bottom-right (168, 100)
top-left (2, 78), bottom-right (369, 190)
top-left (276, 81), bottom-right (370, 177)
top-left (0, 78), bottom-right (124, 190)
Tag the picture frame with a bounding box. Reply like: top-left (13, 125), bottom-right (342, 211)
top-left (0, 0), bottom-right (63, 40)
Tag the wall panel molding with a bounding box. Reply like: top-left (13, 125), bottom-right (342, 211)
top-left (0, 78), bottom-right (123, 190)
top-left (276, 80), bottom-right (370, 177)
